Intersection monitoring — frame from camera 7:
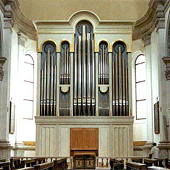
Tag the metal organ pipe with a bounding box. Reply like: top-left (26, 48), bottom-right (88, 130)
top-left (54, 64), bottom-right (57, 116)
top-left (92, 39), bottom-right (95, 116)
top-left (43, 61), bottom-right (47, 116)
top-left (82, 25), bottom-right (86, 115)
top-left (78, 35), bottom-right (82, 116)
top-left (87, 33), bottom-right (91, 115)
top-left (50, 56), bottom-right (54, 116)
top-left (40, 69), bottom-right (44, 116)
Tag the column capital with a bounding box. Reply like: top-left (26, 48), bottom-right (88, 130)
top-left (0, 57), bottom-right (7, 81)
top-left (162, 56), bottom-right (170, 81)
top-left (18, 32), bottom-right (28, 47)
top-left (142, 34), bottom-right (151, 47)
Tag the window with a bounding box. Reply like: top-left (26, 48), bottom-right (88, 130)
top-left (23, 54), bottom-right (34, 119)
top-left (135, 55), bottom-right (146, 120)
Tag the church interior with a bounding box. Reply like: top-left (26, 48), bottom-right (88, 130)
top-left (0, 0), bottom-right (170, 169)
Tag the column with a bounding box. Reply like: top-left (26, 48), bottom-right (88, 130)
top-left (142, 35), bottom-right (154, 156)
top-left (0, 16), bottom-right (13, 159)
top-left (157, 27), bottom-right (170, 158)
top-left (14, 32), bottom-right (27, 153)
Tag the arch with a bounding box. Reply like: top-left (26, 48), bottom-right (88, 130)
top-left (69, 10), bottom-right (100, 33)
top-left (59, 39), bottom-right (71, 52)
top-left (38, 39), bottom-right (57, 52)
top-left (111, 39), bottom-right (130, 52)
top-left (97, 39), bottom-right (110, 52)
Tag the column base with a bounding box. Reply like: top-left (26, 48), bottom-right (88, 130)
top-left (13, 142), bottom-right (35, 157)
top-left (142, 142), bottom-right (153, 157)
top-left (0, 140), bottom-right (12, 160)
top-left (158, 141), bottom-right (170, 158)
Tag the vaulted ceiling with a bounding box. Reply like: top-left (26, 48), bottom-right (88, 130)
top-left (18, 0), bottom-right (150, 21)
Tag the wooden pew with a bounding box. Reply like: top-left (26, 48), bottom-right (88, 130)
top-left (33, 162), bottom-right (54, 170)
top-left (54, 158), bottom-right (68, 170)
top-left (20, 159), bottom-right (36, 168)
top-left (110, 158), bottom-right (124, 170)
top-left (0, 162), bottom-right (10, 170)
top-left (131, 158), bottom-right (143, 163)
top-left (126, 162), bottom-right (146, 170)
top-left (10, 158), bottom-right (22, 169)
top-left (144, 159), bottom-right (158, 167)
top-left (147, 166), bottom-right (170, 169)
top-left (0, 160), bottom-right (6, 163)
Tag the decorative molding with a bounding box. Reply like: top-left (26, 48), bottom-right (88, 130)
top-left (133, 0), bottom-right (165, 40)
top-left (23, 141), bottom-right (35, 146)
top-left (18, 31), bottom-right (28, 47)
top-left (133, 141), bottom-right (147, 147)
top-left (4, 0), bottom-right (36, 40)
top-left (0, 57), bottom-right (6, 81)
top-left (0, 140), bottom-right (11, 149)
top-left (162, 56), bottom-right (170, 81)
top-left (142, 34), bottom-right (151, 47)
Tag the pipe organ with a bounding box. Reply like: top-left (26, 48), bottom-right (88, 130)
top-left (39, 21), bottom-right (130, 117)
top-left (35, 12), bottom-right (134, 158)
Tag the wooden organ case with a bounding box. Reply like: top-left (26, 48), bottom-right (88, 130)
top-left (35, 11), bottom-right (134, 158)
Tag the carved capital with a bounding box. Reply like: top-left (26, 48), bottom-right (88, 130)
top-left (142, 34), bottom-right (151, 47)
top-left (162, 57), bottom-right (170, 81)
top-left (18, 32), bottom-right (28, 47)
top-left (0, 57), bottom-right (7, 81)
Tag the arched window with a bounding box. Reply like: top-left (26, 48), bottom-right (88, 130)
top-left (135, 55), bottom-right (146, 120)
top-left (23, 54), bottom-right (34, 119)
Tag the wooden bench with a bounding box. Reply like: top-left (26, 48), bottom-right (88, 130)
top-left (54, 158), bottom-right (68, 170)
top-left (20, 159), bottom-right (36, 168)
top-left (144, 159), bottom-right (158, 167)
top-left (110, 158), bottom-right (124, 170)
top-left (0, 160), bottom-right (6, 163)
top-left (33, 162), bottom-right (54, 170)
top-left (0, 162), bottom-right (10, 170)
top-left (10, 158), bottom-right (22, 169)
top-left (131, 158), bottom-right (143, 163)
top-left (126, 162), bottom-right (146, 170)
top-left (147, 166), bottom-right (170, 169)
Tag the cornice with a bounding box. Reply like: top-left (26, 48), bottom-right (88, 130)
top-left (5, 0), bottom-right (36, 40)
top-left (133, 0), bottom-right (165, 40)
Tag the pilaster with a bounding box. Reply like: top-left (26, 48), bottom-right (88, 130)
top-left (0, 13), bottom-right (13, 159)
top-left (14, 32), bottom-right (27, 148)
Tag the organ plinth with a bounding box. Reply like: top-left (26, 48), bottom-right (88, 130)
top-left (35, 11), bottom-right (134, 158)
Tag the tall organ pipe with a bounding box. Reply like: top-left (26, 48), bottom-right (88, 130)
top-left (118, 47), bottom-right (122, 116)
top-left (50, 56), bottom-right (54, 116)
top-left (47, 49), bottom-right (51, 115)
top-left (92, 39), bottom-right (95, 116)
top-left (82, 25), bottom-right (86, 115)
top-left (44, 61), bottom-right (47, 116)
top-left (67, 48), bottom-right (69, 84)
top-left (87, 33), bottom-right (91, 115)
top-left (74, 43), bottom-right (78, 115)
top-left (40, 69), bottom-right (44, 116)
top-left (78, 35), bottom-right (82, 116)
top-left (54, 64), bottom-right (57, 116)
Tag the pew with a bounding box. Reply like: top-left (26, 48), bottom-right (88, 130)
top-left (10, 158), bottom-right (22, 169)
top-left (33, 162), bottom-right (54, 170)
top-left (20, 159), bottom-right (36, 168)
top-left (110, 158), bottom-right (124, 170)
top-left (144, 159), bottom-right (158, 167)
top-left (54, 158), bottom-right (68, 170)
top-left (0, 162), bottom-right (10, 170)
top-left (0, 160), bottom-right (6, 163)
top-left (147, 166), bottom-right (170, 170)
top-left (131, 158), bottom-right (143, 163)
top-left (126, 162), bottom-right (146, 170)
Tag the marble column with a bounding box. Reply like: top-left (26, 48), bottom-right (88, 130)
top-left (142, 35), bottom-right (154, 156)
top-left (0, 16), bottom-right (13, 159)
top-left (14, 32), bottom-right (27, 156)
top-left (157, 27), bottom-right (170, 158)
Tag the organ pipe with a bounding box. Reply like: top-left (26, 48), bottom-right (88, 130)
top-left (112, 42), bottom-right (129, 116)
top-left (44, 61), bottom-right (47, 116)
top-left (50, 56), bottom-right (54, 116)
top-left (92, 39), bottom-right (95, 116)
top-left (54, 65), bottom-right (57, 116)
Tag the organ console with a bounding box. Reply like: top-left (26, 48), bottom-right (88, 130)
top-left (39, 20), bottom-right (129, 117)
